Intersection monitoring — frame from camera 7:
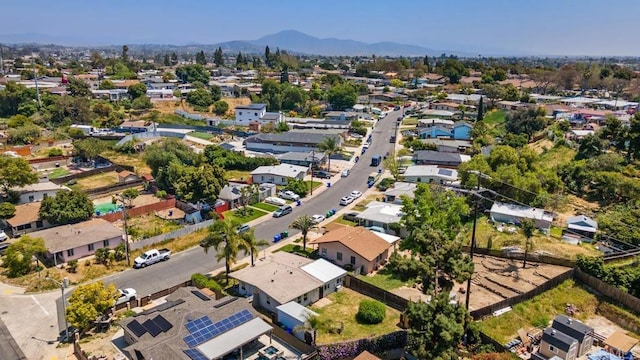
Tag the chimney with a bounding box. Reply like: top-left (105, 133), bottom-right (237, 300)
top-left (552, 330), bottom-right (556, 335)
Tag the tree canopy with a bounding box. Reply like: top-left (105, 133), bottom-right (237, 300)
top-left (39, 190), bottom-right (94, 225)
top-left (175, 64), bottom-right (210, 84)
top-left (3, 236), bottom-right (46, 277)
top-left (73, 138), bottom-right (108, 162)
top-left (66, 281), bottom-right (118, 331)
top-left (327, 83), bottom-right (357, 111)
top-left (0, 155), bottom-right (38, 193)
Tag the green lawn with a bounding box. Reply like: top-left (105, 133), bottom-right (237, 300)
top-left (272, 244), bottom-right (317, 258)
top-left (152, 112), bottom-right (206, 126)
top-left (225, 170), bottom-right (252, 181)
top-left (357, 267), bottom-right (414, 291)
top-left (306, 180), bottom-right (323, 193)
top-left (478, 280), bottom-right (598, 344)
top-left (482, 109), bottom-right (506, 124)
top-left (327, 217), bottom-right (358, 227)
top-left (47, 168), bottom-right (70, 179)
top-left (188, 131), bottom-right (215, 140)
top-left (252, 202), bottom-right (278, 212)
top-left (401, 117), bottom-right (418, 126)
top-left (222, 208), bottom-right (268, 224)
top-left (538, 145), bottom-right (577, 169)
top-left (311, 288), bottom-right (402, 344)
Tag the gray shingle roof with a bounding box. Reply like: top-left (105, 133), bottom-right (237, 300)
top-left (542, 328), bottom-right (577, 352)
top-left (552, 315), bottom-right (593, 341)
top-left (247, 132), bottom-right (340, 146)
top-left (236, 103), bottom-right (267, 110)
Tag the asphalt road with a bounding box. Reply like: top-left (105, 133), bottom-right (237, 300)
top-left (55, 108), bottom-right (403, 331)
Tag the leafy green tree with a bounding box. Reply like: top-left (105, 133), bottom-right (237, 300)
top-left (175, 64), bottom-right (210, 84)
top-left (394, 184), bottom-right (473, 294)
top-left (405, 292), bottom-right (468, 359)
top-left (202, 145), bottom-right (277, 171)
top-left (48, 96), bottom-right (92, 125)
top-left (239, 230), bottom-right (269, 267)
top-left (476, 96), bottom-right (484, 121)
top-left (195, 50), bottom-right (207, 65)
top-left (98, 79), bottom-right (115, 90)
top-left (0, 155), bottom-right (38, 193)
top-left (201, 220), bottom-right (249, 282)
top-left (67, 78), bottom-right (92, 97)
top-left (73, 138), bottom-right (107, 162)
top-left (213, 47), bottom-right (224, 66)
top-left (127, 83), bottom-right (148, 99)
top-left (212, 100), bottom-right (229, 115)
top-left (283, 178), bottom-right (309, 198)
top-left (7, 124), bottom-right (41, 144)
top-left (171, 163), bottom-right (226, 203)
top-left (502, 83), bottom-right (520, 101)
top-left (132, 96), bottom-right (152, 110)
top-left (276, 121), bottom-right (289, 133)
top-left (39, 190), bottom-right (94, 225)
top-left (318, 136), bottom-right (342, 172)
top-left (3, 236), bottom-right (46, 277)
top-left (576, 134), bottom-right (606, 160)
top-left (0, 82), bottom-right (32, 117)
top-left (144, 138), bottom-right (202, 178)
top-left (626, 113), bottom-right (640, 161)
top-left (187, 88), bottom-right (214, 108)
top-left (290, 215), bottom-right (316, 251)
top-left (120, 188), bottom-right (139, 208)
top-left (0, 202), bottom-right (16, 219)
top-left (504, 107), bottom-right (547, 141)
top-left (210, 85), bottom-right (222, 102)
top-left (66, 282), bottom-right (118, 331)
top-left (327, 83), bottom-right (357, 111)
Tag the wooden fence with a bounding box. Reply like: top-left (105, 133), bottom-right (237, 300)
top-left (129, 218), bottom-right (215, 250)
top-left (462, 246), bottom-right (576, 268)
top-left (85, 179), bottom-right (143, 197)
top-left (574, 268), bottom-right (640, 315)
top-left (344, 274), bottom-right (408, 311)
top-left (98, 197), bottom-right (176, 222)
top-left (469, 269), bottom-right (574, 319)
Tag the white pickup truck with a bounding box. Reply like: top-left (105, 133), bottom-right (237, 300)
top-left (133, 248), bottom-right (171, 268)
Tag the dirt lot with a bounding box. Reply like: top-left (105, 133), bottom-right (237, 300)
top-left (389, 255), bottom-right (571, 311)
top-left (92, 193), bottom-right (161, 207)
top-left (74, 171), bottom-right (120, 190)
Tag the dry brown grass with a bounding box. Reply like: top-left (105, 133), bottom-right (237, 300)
top-left (101, 150), bottom-right (151, 175)
top-left (74, 172), bottom-right (119, 190)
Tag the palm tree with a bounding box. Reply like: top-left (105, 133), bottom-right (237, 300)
top-left (201, 220), bottom-right (243, 283)
top-left (290, 214), bottom-right (316, 251)
top-left (520, 219), bottom-right (536, 269)
top-left (239, 230), bottom-right (269, 267)
top-left (318, 136), bottom-right (341, 173)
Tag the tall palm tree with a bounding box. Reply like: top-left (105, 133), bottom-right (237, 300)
top-left (239, 230), bottom-right (269, 267)
top-left (201, 220), bottom-right (242, 283)
top-left (290, 214), bottom-right (316, 251)
top-left (318, 136), bottom-right (341, 173)
top-left (520, 219), bottom-right (536, 269)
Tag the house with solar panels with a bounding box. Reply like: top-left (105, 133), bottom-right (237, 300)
top-left (402, 165), bottom-right (459, 185)
top-left (119, 287), bottom-right (311, 360)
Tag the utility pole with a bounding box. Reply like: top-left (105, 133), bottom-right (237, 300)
top-left (46, 277), bottom-right (70, 342)
top-left (114, 194), bottom-right (131, 266)
top-left (308, 149), bottom-right (316, 195)
top-left (0, 44), bottom-right (4, 76)
top-left (31, 58), bottom-right (42, 109)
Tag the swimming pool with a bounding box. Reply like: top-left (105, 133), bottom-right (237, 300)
top-left (94, 202), bottom-right (122, 215)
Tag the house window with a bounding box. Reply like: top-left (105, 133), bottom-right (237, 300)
top-left (103, 239), bottom-right (110, 247)
top-left (88, 244), bottom-right (94, 251)
top-left (266, 297), bottom-right (270, 305)
top-left (297, 296), bottom-right (302, 303)
top-left (67, 249), bottom-right (74, 257)
top-left (350, 256), bottom-right (356, 265)
top-left (24, 223), bottom-right (32, 229)
top-left (303, 293), bottom-right (308, 302)
top-left (36, 220), bottom-right (43, 228)
top-left (321, 248), bottom-right (327, 256)
top-left (417, 178), bottom-right (421, 183)
top-left (28, 195), bottom-right (35, 202)
top-left (336, 252), bottom-right (343, 261)
top-left (239, 111), bottom-right (243, 115)
top-left (254, 112), bottom-right (258, 117)
top-left (337, 277), bottom-right (342, 284)
top-left (549, 345), bottom-right (558, 354)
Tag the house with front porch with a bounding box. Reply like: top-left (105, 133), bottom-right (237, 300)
top-left (230, 252), bottom-right (346, 314)
top-left (413, 150), bottom-right (471, 168)
top-left (217, 182), bottom-right (276, 208)
top-left (244, 133), bottom-right (342, 154)
top-left (402, 165), bottom-right (459, 185)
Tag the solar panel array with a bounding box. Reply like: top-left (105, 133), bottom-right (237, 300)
top-left (183, 348), bottom-right (208, 360)
top-left (213, 297), bottom-right (238, 308)
top-left (183, 310), bottom-right (253, 347)
top-left (126, 315), bottom-right (173, 338)
top-left (191, 290), bottom-right (211, 301)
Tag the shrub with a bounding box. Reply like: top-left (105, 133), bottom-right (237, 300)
top-left (191, 273), bottom-right (223, 293)
top-left (47, 148), bottom-right (63, 157)
top-left (67, 260), bottom-right (79, 273)
top-left (356, 299), bottom-right (386, 324)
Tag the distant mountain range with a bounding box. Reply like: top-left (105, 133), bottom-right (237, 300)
top-left (0, 30), bottom-right (506, 57)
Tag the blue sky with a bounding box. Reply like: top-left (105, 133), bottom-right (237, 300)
top-left (0, 0), bottom-right (637, 56)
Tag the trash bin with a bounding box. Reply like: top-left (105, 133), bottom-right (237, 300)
top-left (273, 234), bottom-right (281, 243)
top-left (368, 181), bottom-right (373, 188)
top-left (327, 182), bottom-right (331, 188)
top-left (296, 200), bottom-right (301, 206)
top-left (331, 209), bottom-right (337, 215)
top-left (326, 211), bottom-right (331, 218)
top-left (281, 231), bottom-right (289, 238)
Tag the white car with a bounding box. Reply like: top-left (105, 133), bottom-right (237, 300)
top-left (350, 190), bottom-right (362, 199)
top-left (0, 231), bottom-right (8, 242)
top-left (340, 196), bottom-right (354, 206)
top-left (341, 168), bottom-right (350, 177)
top-left (278, 190), bottom-right (300, 201)
top-left (311, 214), bottom-right (325, 224)
top-left (264, 197), bottom-right (286, 206)
top-left (115, 288), bottom-right (137, 306)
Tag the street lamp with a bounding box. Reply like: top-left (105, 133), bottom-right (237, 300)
top-left (45, 276), bottom-right (70, 343)
top-left (113, 194), bottom-right (131, 266)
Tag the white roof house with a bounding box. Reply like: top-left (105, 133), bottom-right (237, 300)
top-left (403, 165), bottom-right (459, 184)
top-left (250, 164), bottom-right (308, 185)
top-left (356, 201), bottom-right (404, 232)
top-left (300, 258), bottom-right (347, 283)
top-left (490, 202), bottom-right (554, 231)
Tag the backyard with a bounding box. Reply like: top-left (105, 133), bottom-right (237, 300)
top-left (46, 167), bottom-right (71, 179)
top-left (225, 170), bottom-right (252, 181)
top-left (188, 131), bottom-right (216, 141)
top-left (101, 150), bottom-right (151, 174)
top-left (126, 213), bottom-right (183, 240)
top-left (311, 288), bottom-right (402, 344)
top-left (357, 267), bottom-right (415, 291)
top-left (68, 171), bottom-right (119, 191)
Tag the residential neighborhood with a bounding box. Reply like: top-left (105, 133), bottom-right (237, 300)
top-left (1, 4), bottom-right (640, 360)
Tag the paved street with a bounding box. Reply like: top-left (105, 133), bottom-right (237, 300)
top-left (1, 109), bottom-right (403, 359)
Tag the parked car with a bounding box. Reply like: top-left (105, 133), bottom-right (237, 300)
top-left (133, 248), bottom-right (171, 268)
top-left (278, 190), bottom-right (300, 201)
top-left (0, 243), bottom-right (9, 256)
top-left (394, 106), bottom-right (401, 111)
top-left (311, 214), bottom-right (325, 224)
top-left (398, 167), bottom-right (407, 174)
top-left (340, 196), bottom-right (354, 206)
top-left (366, 226), bottom-right (387, 234)
top-left (341, 168), bottom-right (350, 177)
top-left (354, 156), bottom-right (360, 163)
top-left (115, 288), bottom-right (137, 306)
top-left (315, 170), bottom-right (331, 179)
top-left (0, 231), bottom-right (7, 242)
top-left (236, 224), bottom-right (251, 234)
top-left (264, 197), bottom-right (286, 206)
top-left (343, 212), bottom-right (360, 222)
top-left (350, 190), bottom-right (362, 199)
top-left (273, 205), bottom-right (293, 218)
